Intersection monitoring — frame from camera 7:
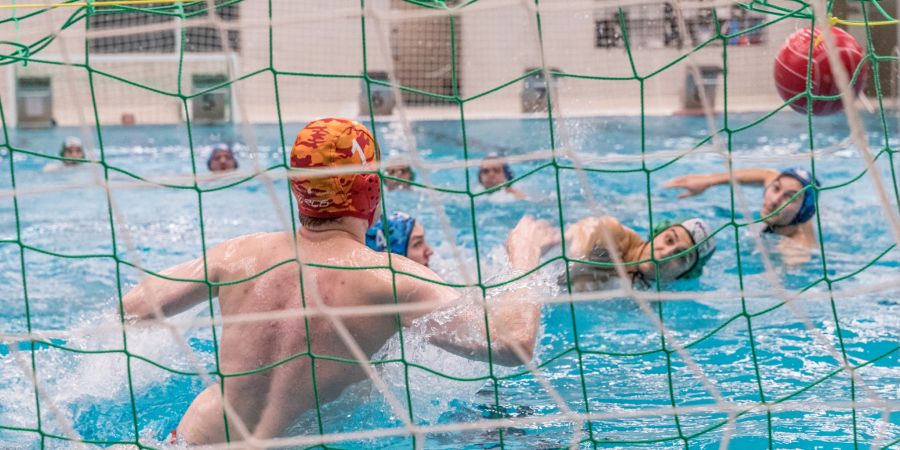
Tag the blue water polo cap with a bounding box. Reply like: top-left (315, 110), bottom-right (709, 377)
top-left (366, 211), bottom-right (416, 256)
top-left (778, 167), bottom-right (818, 225)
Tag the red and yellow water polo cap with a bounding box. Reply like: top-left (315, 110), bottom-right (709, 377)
top-left (290, 118), bottom-right (381, 225)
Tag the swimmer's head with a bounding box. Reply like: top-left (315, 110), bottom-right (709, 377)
top-left (761, 168), bottom-right (818, 228)
top-left (60, 136), bottom-right (85, 165)
top-left (207, 144), bottom-right (238, 172)
top-left (639, 218), bottom-right (715, 281)
top-left (383, 155), bottom-right (415, 190)
top-left (290, 118), bottom-right (381, 226)
top-left (478, 153), bottom-right (514, 189)
top-left (365, 211), bottom-right (434, 266)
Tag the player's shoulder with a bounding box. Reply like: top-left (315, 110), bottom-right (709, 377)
top-left (596, 215), bottom-right (623, 228)
top-left (580, 215), bottom-right (624, 233)
top-left (211, 232), bottom-right (291, 261)
top-left (222, 231), bottom-right (287, 248)
top-left (358, 248), bottom-right (444, 285)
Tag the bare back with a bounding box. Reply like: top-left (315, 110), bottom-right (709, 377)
top-left (124, 217), bottom-right (549, 445)
top-left (139, 231), bottom-right (453, 443)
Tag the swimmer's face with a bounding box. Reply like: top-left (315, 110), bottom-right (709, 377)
top-left (405, 223), bottom-right (433, 267)
top-left (384, 165), bottom-right (413, 190)
top-left (209, 150), bottom-right (237, 172)
top-left (638, 226), bottom-right (697, 281)
top-left (479, 161), bottom-right (509, 189)
top-left (62, 145), bottom-right (84, 165)
top-left (762, 175), bottom-right (804, 226)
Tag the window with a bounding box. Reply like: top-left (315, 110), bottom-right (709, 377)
top-left (183, 1), bottom-right (240, 52)
top-left (87, 1), bottom-right (239, 54)
top-left (593, 3), bottom-right (766, 49)
top-left (594, 19), bottom-right (620, 48)
top-left (88, 4), bottom-right (175, 53)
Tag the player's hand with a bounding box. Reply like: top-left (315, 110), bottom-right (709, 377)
top-left (664, 174), bottom-right (712, 198)
top-left (506, 216), bottom-right (561, 269)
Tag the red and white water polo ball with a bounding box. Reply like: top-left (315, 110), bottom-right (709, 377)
top-left (774, 27), bottom-right (867, 115)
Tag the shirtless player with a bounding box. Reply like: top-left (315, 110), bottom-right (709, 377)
top-left (122, 118), bottom-right (557, 445)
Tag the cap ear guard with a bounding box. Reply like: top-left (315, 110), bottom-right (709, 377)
top-left (350, 173), bottom-right (382, 226)
top-left (502, 164), bottom-right (514, 182)
top-left (677, 218), bottom-right (716, 280)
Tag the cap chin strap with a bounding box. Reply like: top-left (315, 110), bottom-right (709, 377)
top-left (630, 241), bottom-right (652, 288)
top-left (631, 270), bottom-right (650, 289)
top-left (763, 222), bottom-right (798, 234)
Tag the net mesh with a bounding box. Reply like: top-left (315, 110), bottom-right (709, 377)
top-left (0, 0), bottom-right (899, 448)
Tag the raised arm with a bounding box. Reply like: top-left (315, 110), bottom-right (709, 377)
top-left (398, 217), bottom-right (559, 366)
top-left (565, 216), bottom-right (642, 260)
top-left (664, 168), bottom-right (781, 198)
top-left (123, 244), bottom-right (228, 320)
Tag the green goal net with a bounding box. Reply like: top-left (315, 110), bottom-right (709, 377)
top-left (0, 0), bottom-right (898, 449)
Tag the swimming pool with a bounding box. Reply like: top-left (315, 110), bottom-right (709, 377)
top-left (0, 111), bottom-right (898, 448)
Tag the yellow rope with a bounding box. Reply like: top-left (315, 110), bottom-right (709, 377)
top-left (0, 0), bottom-right (187, 9)
top-left (829, 14), bottom-right (898, 27)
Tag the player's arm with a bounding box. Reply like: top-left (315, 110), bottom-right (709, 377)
top-left (395, 217), bottom-right (559, 367)
top-left (664, 168), bottom-right (781, 198)
top-left (565, 216), bottom-right (640, 260)
top-left (122, 243), bottom-right (229, 320)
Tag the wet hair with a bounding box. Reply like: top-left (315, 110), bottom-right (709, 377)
top-left (299, 214), bottom-right (341, 228)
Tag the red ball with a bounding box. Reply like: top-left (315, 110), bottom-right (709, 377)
top-left (773, 27), bottom-right (867, 115)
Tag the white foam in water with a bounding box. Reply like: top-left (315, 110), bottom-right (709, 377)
top-left (478, 189), bottom-right (522, 204)
top-left (298, 247), bottom-right (556, 429)
top-left (0, 356), bottom-right (39, 430)
top-left (372, 314), bottom-right (493, 423)
top-left (0, 302), bottom-right (218, 446)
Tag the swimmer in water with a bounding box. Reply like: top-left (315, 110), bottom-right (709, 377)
top-left (478, 153), bottom-right (528, 199)
top-left (43, 137), bottom-right (86, 172)
top-left (123, 118), bottom-right (558, 445)
top-left (561, 216), bottom-right (716, 291)
top-left (366, 211), bottom-right (434, 267)
top-left (383, 156), bottom-right (416, 190)
top-left (207, 143), bottom-right (238, 173)
top-left (664, 168), bottom-right (818, 264)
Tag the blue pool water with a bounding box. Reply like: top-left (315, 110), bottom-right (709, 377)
top-left (0, 112), bottom-right (899, 449)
